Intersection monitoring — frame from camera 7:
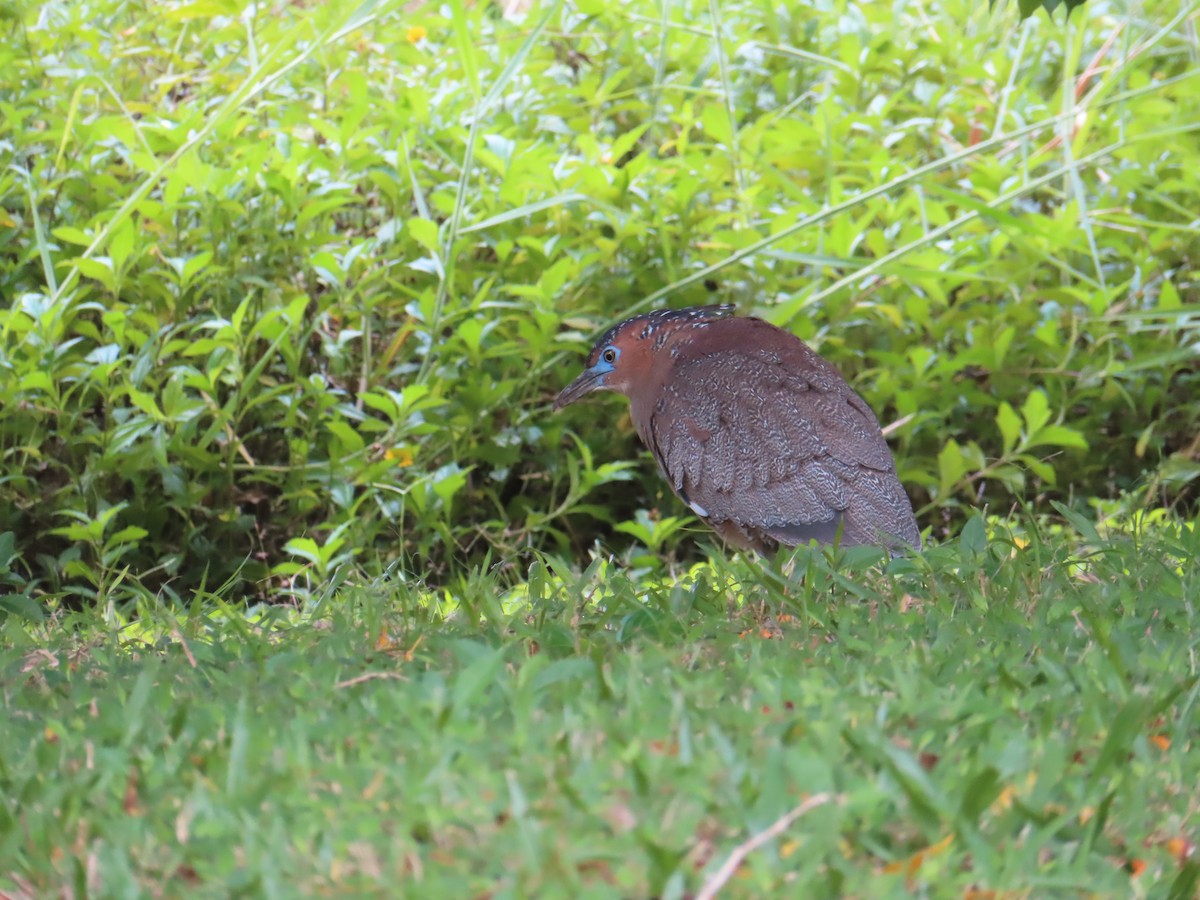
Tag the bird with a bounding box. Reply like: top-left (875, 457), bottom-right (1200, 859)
top-left (553, 305), bottom-right (921, 555)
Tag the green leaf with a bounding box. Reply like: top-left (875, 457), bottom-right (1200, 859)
top-left (70, 257), bottom-right (117, 292)
top-left (610, 122), bottom-right (652, 162)
top-left (1029, 425), bottom-right (1089, 451)
top-left (127, 388), bottom-right (165, 421)
top-left (1020, 390), bottom-right (1051, 434)
top-left (0, 594), bottom-right (44, 622)
top-left (326, 421), bottom-right (364, 453)
top-left (1089, 699), bottom-right (1146, 784)
top-left (959, 766), bottom-right (1003, 824)
top-left (432, 464), bottom-right (469, 507)
top-left (1158, 279), bottom-right (1181, 310)
top-left (109, 217), bottom-right (135, 272)
top-left (285, 538), bottom-right (321, 564)
top-left (52, 226), bottom-right (93, 247)
top-left (926, 184), bottom-right (1044, 237)
top-left (0, 532), bottom-right (16, 570)
top-left (459, 193), bottom-right (589, 235)
top-left (451, 646), bottom-right (508, 712)
top-left (181, 250), bottom-right (215, 286)
top-left (937, 439), bottom-right (967, 496)
top-left (1024, 457), bottom-right (1056, 484)
top-left (296, 195), bottom-right (356, 231)
top-left (1049, 501), bottom-right (1101, 543)
top-left (995, 402), bottom-right (1022, 455)
top-left (106, 526), bottom-right (149, 547)
top-left (959, 515), bottom-right (987, 556)
top-left (876, 734), bottom-right (950, 828)
top-left (448, 0), bottom-right (481, 100)
top-left (1168, 861), bottom-right (1200, 900)
top-left (700, 104), bottom-right (732, 144)
top-left (530, 658), bottom-right (595, 693)
top-left (408, 217), bottom-right (441, 253)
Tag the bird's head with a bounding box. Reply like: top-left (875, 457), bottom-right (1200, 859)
top-left (553, 304), bottom-right (735, 410)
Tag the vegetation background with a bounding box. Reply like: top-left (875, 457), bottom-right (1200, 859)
top-left (1, 0), bottom-right (1197, 895)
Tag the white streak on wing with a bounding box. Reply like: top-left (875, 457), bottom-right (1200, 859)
top-left (689, 501), bottom-right (709, 518)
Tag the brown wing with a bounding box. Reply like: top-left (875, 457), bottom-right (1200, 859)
top-left (645, 347), bottom-right (920, 552)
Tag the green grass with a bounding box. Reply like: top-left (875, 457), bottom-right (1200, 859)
top-left (4, 517), bottom-right (1198, 895)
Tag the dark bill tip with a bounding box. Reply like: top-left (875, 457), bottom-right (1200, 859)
top-left (553, 369), bottom-right (604, 411)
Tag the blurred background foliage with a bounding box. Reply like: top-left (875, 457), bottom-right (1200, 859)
top-left (0, 0), bottom-right (1197, 607)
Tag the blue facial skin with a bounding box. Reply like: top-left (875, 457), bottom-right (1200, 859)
top-left (553, 344), bottom-right (621, 409)
top-left (589, 345), bottom-right (620, 380)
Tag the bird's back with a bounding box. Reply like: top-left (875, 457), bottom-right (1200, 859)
top-left (631, 317), bottom-right (920, 554)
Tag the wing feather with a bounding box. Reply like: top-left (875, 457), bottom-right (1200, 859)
top-left (646, 347), bottom-right (918, 549)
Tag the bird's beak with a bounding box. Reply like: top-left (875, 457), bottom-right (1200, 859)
top-left (553, 367), bottom-right (606, 410)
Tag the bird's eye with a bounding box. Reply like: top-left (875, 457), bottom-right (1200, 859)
top-left (601, 347), bottom-right (618, 364)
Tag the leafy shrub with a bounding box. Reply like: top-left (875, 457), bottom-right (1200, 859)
top-left (0, 0), bottom-right (1196, 604)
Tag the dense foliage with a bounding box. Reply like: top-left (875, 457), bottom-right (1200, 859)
top-left (1, 0), bottom-right (1197, 607)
